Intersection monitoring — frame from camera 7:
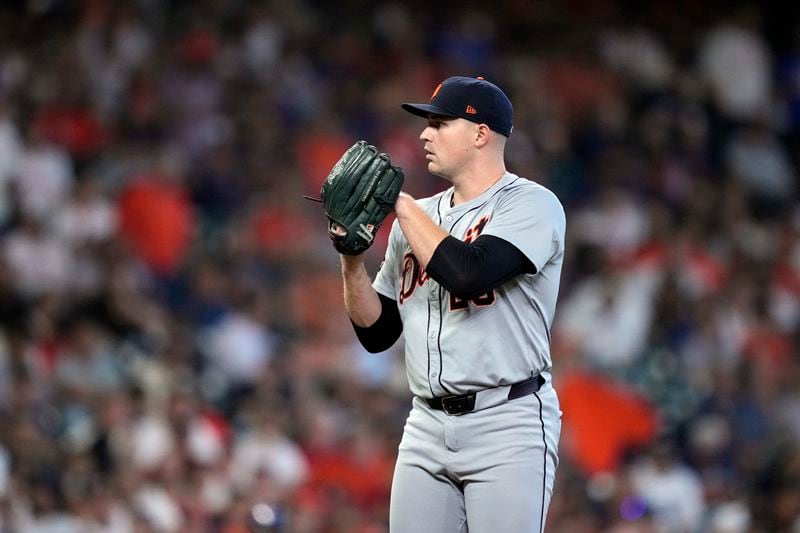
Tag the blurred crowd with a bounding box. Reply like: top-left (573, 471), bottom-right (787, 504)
top-left (0, 0), bottom-right (799, 532)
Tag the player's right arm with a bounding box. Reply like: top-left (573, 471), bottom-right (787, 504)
top-left (395, 192), bottom-right (535, 299)
top-left (340, 222), bottom-right (403, 353)
top-left (341, 255), bottom-right (382, 327)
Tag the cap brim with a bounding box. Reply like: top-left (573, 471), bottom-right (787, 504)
top-left (401, 103), bottom-right (458, 119)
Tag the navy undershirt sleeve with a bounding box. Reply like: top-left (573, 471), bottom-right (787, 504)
top-left (351, 293), bottom-right (403, 353)
top-left (425, 234), bottom-right (536, 299)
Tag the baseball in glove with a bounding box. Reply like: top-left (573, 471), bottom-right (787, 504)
top-left (306, 141), bottom-right (404, 255)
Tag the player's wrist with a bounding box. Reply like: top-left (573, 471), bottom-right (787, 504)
top-left (340, 253), bottom-right (365, 274)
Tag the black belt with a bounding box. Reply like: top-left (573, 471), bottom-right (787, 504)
top-left (425, 374), bottom-right (545, 415)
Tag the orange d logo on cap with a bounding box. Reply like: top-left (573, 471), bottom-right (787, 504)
top-left (431, 83), bottom-right (443, 101)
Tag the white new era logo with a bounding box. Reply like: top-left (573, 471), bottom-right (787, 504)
top-left (357, 223), bottom-right (376, 242)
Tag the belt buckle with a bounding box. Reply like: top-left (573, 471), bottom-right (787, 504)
top-left (441, 393), bottom-right (476, 415)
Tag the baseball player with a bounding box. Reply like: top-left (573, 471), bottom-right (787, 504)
top-left (339, 76), bottom-right (565, 532)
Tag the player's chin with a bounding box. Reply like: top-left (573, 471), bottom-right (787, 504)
top-left (427, 161), bottom-right (443, 175)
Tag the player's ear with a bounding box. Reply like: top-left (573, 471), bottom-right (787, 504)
top-left (475, 124), bottom-right (491, 148)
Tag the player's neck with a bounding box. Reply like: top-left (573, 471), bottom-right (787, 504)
top-left (450, 161), bottom-right (506, 206)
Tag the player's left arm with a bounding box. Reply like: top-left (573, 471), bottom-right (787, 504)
top-left (394, 192), bottom-right (536, 299)
top-left (394, 192), bottom-right (449, 268)
top-left (425, 235), bottom-right (534, 299)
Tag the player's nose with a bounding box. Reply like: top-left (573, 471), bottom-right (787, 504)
top-left (419, 126), bottom-right (433, 143)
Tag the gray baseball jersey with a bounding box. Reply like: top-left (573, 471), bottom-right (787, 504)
top-left (373, 171), bottom-right (566, 532)
top-left (373, 172), bottom-right (566, 398)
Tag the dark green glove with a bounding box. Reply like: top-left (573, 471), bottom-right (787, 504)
top-left (320, 141), bottom-right (404, 255)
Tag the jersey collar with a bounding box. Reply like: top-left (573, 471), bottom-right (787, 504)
top-left (442, 172), bottom-right (516, 214)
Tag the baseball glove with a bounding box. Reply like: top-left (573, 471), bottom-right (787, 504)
top-left (313, 140), bottom-right (404, 255)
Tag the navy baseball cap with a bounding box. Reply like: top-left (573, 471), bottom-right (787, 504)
top-left (401, 76), bottom-right (513, 137)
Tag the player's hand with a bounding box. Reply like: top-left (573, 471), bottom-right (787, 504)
top-left (398, 191), bottom-right (415, 201)
top-left (395, 191), bottom-right (416, 218)
top-left (331, 223), bottom-right (365, 268)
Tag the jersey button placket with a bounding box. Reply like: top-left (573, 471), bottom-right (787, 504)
top-left (428, 334), bottom-right (440, 384)
top-left (427, 286), bottom-right (443, 394)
